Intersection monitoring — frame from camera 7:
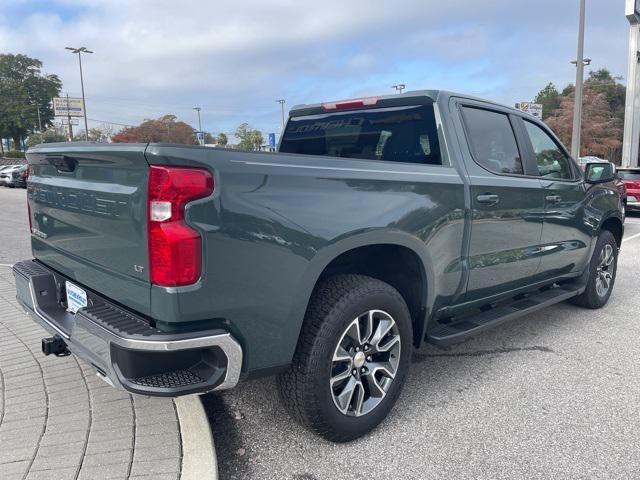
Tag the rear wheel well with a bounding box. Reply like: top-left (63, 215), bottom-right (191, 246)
top-left (601, 217), bottom-right (623, 247)
top-left (314, 245), bottom-right (427, 347)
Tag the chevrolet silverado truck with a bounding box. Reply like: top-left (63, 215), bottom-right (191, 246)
top-left (14, 90), bottom-right (623, 442)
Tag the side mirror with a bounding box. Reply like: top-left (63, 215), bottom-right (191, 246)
top-left (584, 162), bottom-right (615, 184)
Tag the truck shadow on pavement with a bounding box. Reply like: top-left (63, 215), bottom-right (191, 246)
top-left (201, 297), bottom-right (610, 480)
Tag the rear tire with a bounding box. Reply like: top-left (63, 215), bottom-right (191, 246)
top-left (277, 274), bottom-right (413, 442)
top-left (571, 230), bottom-right (618, 309)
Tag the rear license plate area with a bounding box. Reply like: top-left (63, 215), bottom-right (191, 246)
top-left (65, 281), bottom-right (87, 314)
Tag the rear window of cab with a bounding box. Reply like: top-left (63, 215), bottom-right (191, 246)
top-left (279, 105), bottom-right (442, 166)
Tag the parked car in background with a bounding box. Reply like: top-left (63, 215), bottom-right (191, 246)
top-left (0, 164), bottom-right (18, 174)
top-left (579, 157), bottom-right (627, 211)
top-left (5, 164), bottom-right (28, 188)
top-left (0, 165), bottom-right (21, 186)
top-left (617, 167), bottom-right (640, 212)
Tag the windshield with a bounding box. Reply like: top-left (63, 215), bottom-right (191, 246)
top-left (279, 105), bottom-right (442, 165)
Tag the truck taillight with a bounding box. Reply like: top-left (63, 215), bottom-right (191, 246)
top-left (147, 165), bottom-right (214, 287)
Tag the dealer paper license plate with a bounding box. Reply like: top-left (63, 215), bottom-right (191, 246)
top-left (65, 281), bottom-right (87, 314)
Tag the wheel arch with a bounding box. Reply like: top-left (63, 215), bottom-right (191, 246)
top-left (600, 214), bottom-right (623, 247)
top-left (286, 232), bottom-right (434, 356)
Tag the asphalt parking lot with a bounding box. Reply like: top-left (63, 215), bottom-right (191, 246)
top-left (204, 209), bottom-right (640, 479)
top-left (2, 186), bottom-right (640, 479)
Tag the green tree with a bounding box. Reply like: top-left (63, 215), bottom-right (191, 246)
top-left (235, 123), bottom-right (263, 150)
top-left (73, 124), bottom-right (115, 143)
top-left (27, 127), bottom-right (67, 147)
top-left (217, 132), bottom-right (228, 146)
top-left (534, 82), bottom-right (561, 120)
top-left (250, 129), bottom-right (264, 150)
top-left (0, 54), bottom-right (62, 150)
top-left (235, 123), bottom-right (253, 150)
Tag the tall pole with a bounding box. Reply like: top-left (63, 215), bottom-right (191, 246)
top-left (77, 52), bottom-right (89, 139)
top-left (623, 0), bottom-right (640, 167)
top-left (66, 94), bottom-right (73, 141)
top-left (66, 47), bottom-right (92, 141)
top-left (35, 103), bottom-right (42, 132)
top-left (391, 84), bottom-right (406, 94)
top-left (571, 0), bottom-right (586, 160)
top-left (193, 107), bottom-right (203, 145)
top-left (276, 99), bottom-right (286, 129)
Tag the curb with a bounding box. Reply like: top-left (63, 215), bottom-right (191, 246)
top-left (175, 395), bottom-right (218, 480)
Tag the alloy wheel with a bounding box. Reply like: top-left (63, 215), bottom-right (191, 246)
top-left (330, 310), bottom-right (401, 417)
top-left (595, 244), bottom-right (614, 297)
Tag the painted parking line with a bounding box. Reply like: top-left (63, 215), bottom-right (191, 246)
top-left (623, 231), bottom-right (640, 243)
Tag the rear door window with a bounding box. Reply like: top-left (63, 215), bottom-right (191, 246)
top-left (279, 105), bottom-right (442, 165)
top-left (461, 107), bottom-right (524, 175)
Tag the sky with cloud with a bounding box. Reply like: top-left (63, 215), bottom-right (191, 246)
top-left (0, 0), bottom-right (632, 139)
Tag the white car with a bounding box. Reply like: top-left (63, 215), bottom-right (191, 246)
top-left (0, 165), bottom-right (21, 185)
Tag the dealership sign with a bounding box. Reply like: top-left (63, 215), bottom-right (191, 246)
top-left (516, 102), bottom-right (543, 119)
top-left (53, 97), bottom-right (84, 117)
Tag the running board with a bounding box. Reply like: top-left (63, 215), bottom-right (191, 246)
top-left (426, 283), bottom-right (585, 346)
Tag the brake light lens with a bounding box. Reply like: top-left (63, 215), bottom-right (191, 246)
top-left (322, 96), bottom-right (379, 110)
top-left (147, 165), bottom-right (214, 287)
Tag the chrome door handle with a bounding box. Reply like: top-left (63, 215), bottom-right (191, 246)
top-left (546, 195), bottom-right (562, 203)
top-left (476, 194), bottom-right (500, 205)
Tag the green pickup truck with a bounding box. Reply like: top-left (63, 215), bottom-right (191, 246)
top-left (14, 90), bottom-right (623, 441)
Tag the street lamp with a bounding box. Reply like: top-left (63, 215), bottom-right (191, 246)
top-left (391, 84), bottom-right (406, 94)
top-left (275, 99), bottom-right (286, 129)
top-left (571, 58), bottom-right (592, 66)
top-left (193, 107), bottom-right (203, 145)
top-left (570, 0), bottom-right (587, 160)
top-left (65, 46), bottom-right (93, 141)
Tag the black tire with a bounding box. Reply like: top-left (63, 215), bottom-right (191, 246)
top-left (571, 230), bottom-right (618, 309)
top-left (277, 274), bottom-right (413, 442)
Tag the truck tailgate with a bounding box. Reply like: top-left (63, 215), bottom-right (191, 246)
top-left (26, 143), bottom-right (151, 316)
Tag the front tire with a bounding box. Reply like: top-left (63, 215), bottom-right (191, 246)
top-left (277, 274), bottom-right (413, 442)
top-left (571, 230), bottom-right (618, 309)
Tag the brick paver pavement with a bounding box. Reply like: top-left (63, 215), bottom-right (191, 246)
top-left (0, 269), bottom-right (183, 480)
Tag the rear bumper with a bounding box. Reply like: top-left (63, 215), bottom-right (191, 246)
top-left (12, 259), bottom-right (243, 397)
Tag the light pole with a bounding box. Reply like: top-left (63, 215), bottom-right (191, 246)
top-left (34, 102), bottom-right (42, 132)
top-left (65, 47), bottom-right (92, 141)
top-left (276, 99), bottom-right (286, 129)
top-left (570, 0), bottom-right (587, 160)
top-left (65, 94), bottom-right (73, 141)
top-left (193, 107), bottom-right (203, 145)
top-left (391, 84), bottom-right (406, 94)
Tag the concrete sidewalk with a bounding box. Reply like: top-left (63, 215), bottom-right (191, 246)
top-left (0, 270), bottom-right (183, 480)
